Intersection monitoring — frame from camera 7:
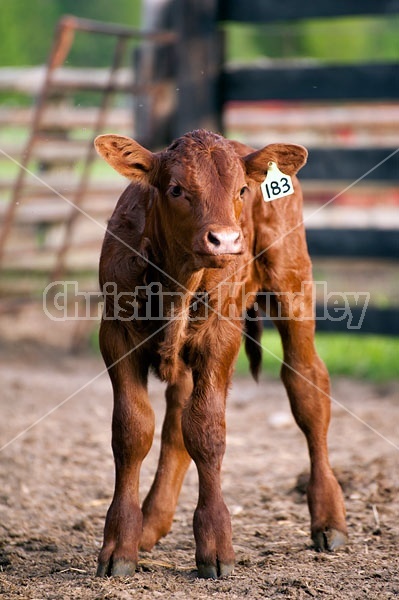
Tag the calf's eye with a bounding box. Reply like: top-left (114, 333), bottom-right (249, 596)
top-left (240, 186), bottom-right (249, 197)
top-left (170, 185), bottom-right (182, 198)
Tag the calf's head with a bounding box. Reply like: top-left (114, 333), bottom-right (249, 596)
top-left (95, 130), bottom-right (307, 268)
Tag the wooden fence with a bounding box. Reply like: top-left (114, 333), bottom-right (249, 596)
top-left (0, 7), bottom-right (398, 336)
top-left (136, 0), bottom-right (399, 334)
top-left (0, 17), bottom-right (174, 297)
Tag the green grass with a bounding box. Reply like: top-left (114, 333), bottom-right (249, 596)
top-left (235, 331), bottom-right (399, 382)
top-left (89, 327), bottom-right (398, 382)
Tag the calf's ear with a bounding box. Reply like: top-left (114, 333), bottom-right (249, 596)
top-left (94, 134), bottom-right (156, 183)
top-left (244, 143), bottom-right (308, 182)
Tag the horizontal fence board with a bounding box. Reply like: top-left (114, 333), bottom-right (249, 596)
top-left (1, 140), bottom-right (91, 164)
top-left (223, 63), bottom-right (399, 102)
top-left (0, 198), bottom-right (117, 225)
top-left (306, 228), bottom-right (399, 259)
top-left (0, 66), bottom-right (130, 94)
top-left (261, 306), bottom-right (399, 335)
top-left (302, 207), bottom-right (399, 231)
top-left (224, 101), bottom-right (399, 149)
top-left (314, 306), bottom-right (399, 335)
top-left (0, 175), bottom-right (125, 194)
top-left (0, 106), bottom-right (133, 130)
top-left (0, 66), bottom-right (169, 95)
top-left (219, 0), bottom-right (399, 23)
top-left (301, 148), bottom-right (399, 182)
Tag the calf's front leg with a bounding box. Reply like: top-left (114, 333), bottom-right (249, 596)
top-left (140, 367), bottom-right (192, 550)
top-left (97, 323), bottom-right (154, 577)
top-left (182, 381), bottom-right (235, 579)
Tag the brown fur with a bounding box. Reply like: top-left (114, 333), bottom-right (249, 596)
top-left (94, 130), bottom-right (347, 579)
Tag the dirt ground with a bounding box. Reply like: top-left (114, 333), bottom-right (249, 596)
top-left (0, 341), bottom-right (398, 600)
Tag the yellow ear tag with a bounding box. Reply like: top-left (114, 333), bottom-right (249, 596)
top-left (261, 161), bottom-right (294, 202)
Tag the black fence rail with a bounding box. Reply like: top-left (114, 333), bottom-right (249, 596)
top-left (219, 0), bottom-right (399, 22)
top-left (306, 229), bottom-right (399, 260)
top-left (261, 306), bottom-right (399, 336)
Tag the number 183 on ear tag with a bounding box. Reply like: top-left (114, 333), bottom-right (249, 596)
top-left (261, 161), bottom-right (294, 202)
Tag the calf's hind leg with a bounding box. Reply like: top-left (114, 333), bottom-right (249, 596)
top-left (269, 294), bottom-right (347, 551)
top-left (141, 367), bottom-right (192, 550)
top-left (97, 322), bottom-right (155, 577)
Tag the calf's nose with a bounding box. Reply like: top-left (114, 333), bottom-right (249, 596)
top-left (205, 227), bottom-right (243, 255)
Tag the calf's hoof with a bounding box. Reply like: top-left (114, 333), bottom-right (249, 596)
top-left (197, 560), bottom-right (234, 579)
top-left (194, 501), bottom-right (235, 579)
top-left (312, 528), bottom-right (347, 552)
top-left (96, 557), bottom-right (137, 578)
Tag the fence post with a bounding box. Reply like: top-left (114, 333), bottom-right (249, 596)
top-left (173, 0), bottom-right (223, 137)
top-left (134, 0), bottom-right (178, 149)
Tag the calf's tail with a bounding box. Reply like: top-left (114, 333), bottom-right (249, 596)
top-left (244, 305), bottom-right (263, 382)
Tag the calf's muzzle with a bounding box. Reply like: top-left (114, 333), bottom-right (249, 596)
top-left (202, 226), bottom-right (243, 256)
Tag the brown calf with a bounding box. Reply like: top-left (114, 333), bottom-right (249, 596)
top-left (94, 129), bottom-right (347, 579)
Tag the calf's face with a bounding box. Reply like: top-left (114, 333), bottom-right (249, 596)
top-left (95, 130), bottom-right (307, 268)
